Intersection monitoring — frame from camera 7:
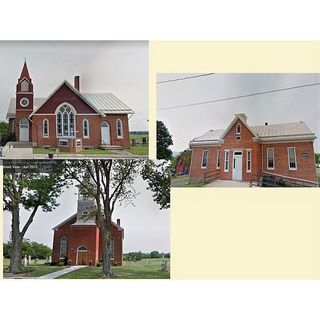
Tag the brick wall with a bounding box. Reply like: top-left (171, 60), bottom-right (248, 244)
top-left (52, 216), bottom-right (124, 266)
top-left (189, 120), bottom-right (316, 183)
top-left (32, 112), bottom-right (130, 149)
top-left (261, 141), bottom-right (317, 182)
top-left (98, 224), bottom-right (124, 266)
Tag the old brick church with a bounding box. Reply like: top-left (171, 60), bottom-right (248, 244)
top-left (189, 113), bottom-right (318, 186)
top-left (6, 61), bottom-right (133, 152)
top-left (52, 194), bottom-right (124, 266)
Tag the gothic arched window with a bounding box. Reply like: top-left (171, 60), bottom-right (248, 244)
top-left (56, 104), bottom-right (76, 137)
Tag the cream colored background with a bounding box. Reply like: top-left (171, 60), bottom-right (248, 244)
top-left (149, 41), bottom-right (320, 279)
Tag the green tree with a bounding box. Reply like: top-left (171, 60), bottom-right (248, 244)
top-left (315, 153), bottom-right (320, 166)
top-left (150, 251), bottom-right (160, 258)
top-left (141, 160), bottom-right (170, 210)
top-left (157, 121), bottom-right (173, 160)
top-left (65, 160), bottom-right (140, 278)
top-left (3, 165), bottom-right (67, 273)
top-left (0, 121), bottom-right (15, 145)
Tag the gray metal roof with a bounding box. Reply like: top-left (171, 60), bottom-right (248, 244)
top-left (190, 121), bottom-right (316, 146)
top-left (81, 93), bottom-right (134, 114)
top-left (190, 129), bottom-right (224, 146)
top-left (251, 121), bottom-right (314, 138)
top-left (7, 86), bottom-right (134, 119)
top-left (7, 97), bottom-right (46, 119)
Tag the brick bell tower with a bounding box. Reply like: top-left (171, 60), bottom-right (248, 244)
top-left (15, 60), bottom-right (34, 142)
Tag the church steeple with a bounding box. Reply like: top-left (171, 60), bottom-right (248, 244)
top-left (19, 60), bottom-right (31, 80)
top-left (16, 60), bottom-right (33, 93)
top-left (15, 61), bottom-right (34, 142)
top-left (74, 173), bottom-right (97, 224)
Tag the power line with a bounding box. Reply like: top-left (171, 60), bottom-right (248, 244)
top-left (157, 73), bottom-right (215, 84)
top-left (158, 82), bottom-right (320, 111)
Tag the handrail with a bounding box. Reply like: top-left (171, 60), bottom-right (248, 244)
top-left (203, 169), bottom-right (221, 185)
top-left (250, 172), bottom-right (318, 188)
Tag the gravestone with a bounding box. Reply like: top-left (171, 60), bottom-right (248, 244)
top-left (28, 255), bottom-right (31, 265)
top-left (35, 257), bottom-right (39, 264)
top-left (23, 255), bottom-right (28, 267)
top-left (49, 256), bottom-right (52, 263)
top-left (160, 253), bottom-right (168, 272)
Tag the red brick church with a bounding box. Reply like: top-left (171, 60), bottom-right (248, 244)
top-left (189, 113), bottom-right (318, 186)
top-left (6, 61), bottom-right (133, 152)
top-left (52, 195), bottom-right (124, 266)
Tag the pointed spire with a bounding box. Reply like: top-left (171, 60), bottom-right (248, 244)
top-left (19, 60), bottom-right (31, 79)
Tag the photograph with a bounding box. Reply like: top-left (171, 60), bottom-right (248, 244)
top-left (3, 159), bottom-right (170, 279)
top-left (157, 73), bottom-right (320, 187)
top-left (0, 41), bottom-right (149, 159)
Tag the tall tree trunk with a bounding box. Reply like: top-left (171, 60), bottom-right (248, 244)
top-left (101, 226), bottom-right (113, 278)
top-left (9, 206), bottom-right (23, 273)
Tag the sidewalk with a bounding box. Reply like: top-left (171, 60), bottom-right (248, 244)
top-left (37, 266), bottom-right (86, 279)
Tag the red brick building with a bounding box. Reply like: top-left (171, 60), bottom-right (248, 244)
top-left (189, 113), bottom-right (318, 186)
top-left (52, 195), bottom-right (124, 266)
top-left (6, 61), bottom-right (133, 152)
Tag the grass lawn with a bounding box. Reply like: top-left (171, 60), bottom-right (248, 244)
top-left (128, 145), bottom-right (148, 156)
top-left (171, 175), bottom-right (203, 188)
top-left (57, 259), bottom-right (170, 279)
top-left (33, 148), bottom-right (67, 155)
top-left (79, 149), bottom-right (116, 155)
top-left (130, 132), bottom-right (148, 140)
top-left (3, 258), bottom-right (69, 278)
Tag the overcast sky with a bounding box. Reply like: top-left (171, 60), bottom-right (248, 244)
top-left (0, 41), bottom-right (148, 131)
top-left (3, 175), bottom-right (170, 253)
top-left (157, 73), bottom-right (320, 153)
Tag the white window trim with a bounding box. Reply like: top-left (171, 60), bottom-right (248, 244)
top-left (20, 79), bottom-right (30, 92)
top-left (116, 119), bottom-right (123, 138)
top-left (82, 119), bottom-right (90, 138)
top-left (224, 150), bottom-right (230, 172)
top-left (267, 147), bottom-right (275, 170)
top-left (201, 150), bottom-right (208, 169)
top-left (216, 149), bottom-right (221, 169)
top-left (19, 97), bottom-right (29, 107)
top-left (43, 119), bottom-right (49, 138)
top-left (246, 149), bottom-right (252, 173)
top-left (59, 139), bottom-right (68, 147)
top-left (59, 236), bottom-right (68, 259)
top-left (236, 123), bottom-right (241, 135)
top-left (288, 147), bottom-right (298, 171)
top-left (55, 102), bottom-right (77, 138)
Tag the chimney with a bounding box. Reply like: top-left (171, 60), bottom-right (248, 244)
top-left (235, 113), bottom-right (247, 123)
top-left (117, 218), bottom-right (120, 226)
top-left (74, 76), bottom-right (80, 91)
top-left (265, 122), bottom-right (268, 126)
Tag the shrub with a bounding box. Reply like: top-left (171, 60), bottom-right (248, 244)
top-left (58, 262), bottom-right (64, 266)
top-left (96, 262), bottom-right (101, 267)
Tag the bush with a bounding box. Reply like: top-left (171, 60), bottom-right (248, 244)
top-left (58, 262), bottom-right (64, 266)
top-left (50, 262), bottom-right (57, 266)
top-left (96, 262), bottom-right (101, 267)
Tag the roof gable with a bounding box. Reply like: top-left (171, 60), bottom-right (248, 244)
top-left (32, 81), bottom-right (105, 116)
top-left (52, 213), bottom-right (123, 231)
top-left (221, 114), bottom-right (257, 139)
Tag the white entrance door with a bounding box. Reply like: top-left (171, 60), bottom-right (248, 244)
top-left (101, 121), bottom-right (111, 144)
top-left (19, 118), bottom-right (29, 142)
top-left (232, 151), bottom-right (243, 181)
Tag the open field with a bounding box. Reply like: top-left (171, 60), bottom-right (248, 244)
top-left (3, 258), bottom-right (69, 278)
top-left (129, 132), bottom-right (148, 156)
top-left (57, 259), bottom-right (170, 279)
